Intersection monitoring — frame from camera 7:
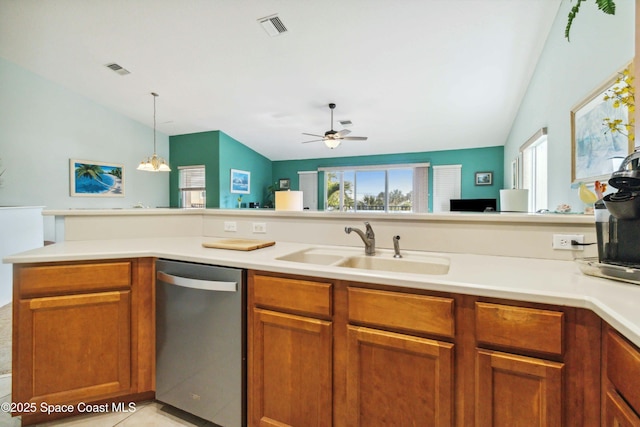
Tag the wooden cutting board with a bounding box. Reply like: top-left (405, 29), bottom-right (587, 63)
top-left (202, 238), bottom-right (276, 251)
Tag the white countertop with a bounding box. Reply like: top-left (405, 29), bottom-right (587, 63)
top-left (4, 236), bottom-right (639, 348)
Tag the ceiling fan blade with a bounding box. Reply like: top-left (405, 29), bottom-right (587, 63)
top-left (302, 132), bottom-right (324, 138)
top-left (301, 139), bottom-right (323, 144)
top-left (336, 129), bottom-right (351, 137)
top-left (342, 136), bottom-right (368, 141)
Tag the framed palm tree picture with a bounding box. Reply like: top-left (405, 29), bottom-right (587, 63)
top-left (70, 159), bottom-right (124, 197)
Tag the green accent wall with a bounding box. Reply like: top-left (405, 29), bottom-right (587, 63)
top-left (169, 131), bottom-right (220, 208)
top-left (170, 129), bottom-right (503, 211)
top-left (272, 146), bottom-right (504, 211)
top-left (218, 132), bottom-right (272, 208)
top-left (169, 131), bottom-right (272, 208)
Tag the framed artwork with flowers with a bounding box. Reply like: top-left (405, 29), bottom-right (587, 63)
top-left (571, 65), bottom-right (634, 183)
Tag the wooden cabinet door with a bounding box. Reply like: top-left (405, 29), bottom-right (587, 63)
top-left (249, 308), bottom-right (332, 427)
top-left (14, 291), bottom-right (132, 408)
top-left (475, 349), bottom-right (563, 427)
top-left (605, 389), bottom-right (640, 427)
top-left (346, 325), bottom-right (454, 427)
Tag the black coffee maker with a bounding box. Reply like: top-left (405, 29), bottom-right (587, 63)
top-left (597, 151), bottom-right (640, 266)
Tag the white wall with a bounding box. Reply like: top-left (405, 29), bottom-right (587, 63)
top-left (53, 209), bottom-right (598, 261)
top-left (504, 0), bottom-right (634, 211)
top-left (0, 207), bottom-right (43, 305)
top-left (0, 57), bottom-right (170, 239)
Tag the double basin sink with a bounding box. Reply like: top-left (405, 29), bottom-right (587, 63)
top-left (276, 246), bottom-right (450, 275)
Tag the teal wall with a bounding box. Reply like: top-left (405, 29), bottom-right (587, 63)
top-left (272, 146), bottom-right (504, 211)
top-left (218, 132), bottom-right (273, 208)
top-left (170, 131), bottom-right (273, 208)
top-left (170, 129), bottom-right (503, 211)
top-left (169, 131), bottom-right (221, 208)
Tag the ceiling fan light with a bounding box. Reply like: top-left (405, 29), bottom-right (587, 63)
top-left (303, 103), bottom-right (366, 150)
top-left (324, 139), bottom-right (341, 149)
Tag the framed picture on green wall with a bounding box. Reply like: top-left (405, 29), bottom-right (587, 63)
top-left (475, 171), bottom-right (493, 186)
top-left (279, 178), bottom-right (290, 190)
top-left (230, 169), bottom-right (250, 194)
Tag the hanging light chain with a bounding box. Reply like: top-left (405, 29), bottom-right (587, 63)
top-left (137, 92), bottom-right (170, 172)
top-left (152, 92), bottom-right (158, 154)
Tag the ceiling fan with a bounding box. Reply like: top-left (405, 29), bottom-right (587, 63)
top-left (302, 103), bottom-right (368, 149)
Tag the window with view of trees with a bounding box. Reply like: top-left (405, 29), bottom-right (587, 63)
top-left (323, 164), bottom-right (429, 213)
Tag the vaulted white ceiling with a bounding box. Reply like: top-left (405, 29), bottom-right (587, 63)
top-left (0, 0), bottom-right (561, 161)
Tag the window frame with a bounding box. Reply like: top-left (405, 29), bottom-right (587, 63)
top-left (320, 163), bottom-right (429, 213)
top-left (178, 165), bottom-right (206, 209)
top-left (519, 128), bottom-right (548, 212)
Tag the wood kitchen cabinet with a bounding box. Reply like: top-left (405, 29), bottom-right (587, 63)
top-left (604, 390), bottom-right (640, 426)
top-left (474, 302), bottom-right (565, 426)
top-left (12, 258), bottom-right (155, 425)
top-left (345, 287), bottom-right (455, 427)
top-left (602, 326), bottom-right (640, 426)
top-left (248, 271), bottom-right (333, 427)
top-left (475, 349), bottom-right (563, 426)
top-left (473, 301), bottom-right (603, 427)
top-left (346, 325), bottom-right (453, 426)
top-left (248, 271), bottom-right (604, 427)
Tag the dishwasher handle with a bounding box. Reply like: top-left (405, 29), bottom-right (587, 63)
top-left (157, 271), bottom-right (237, 292)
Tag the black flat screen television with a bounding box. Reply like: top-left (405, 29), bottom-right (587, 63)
top-left (449, 198), bottom-right (497, 212)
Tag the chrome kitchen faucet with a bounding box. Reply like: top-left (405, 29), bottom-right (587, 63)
top-left (345, 221), bottom-right (376, 255)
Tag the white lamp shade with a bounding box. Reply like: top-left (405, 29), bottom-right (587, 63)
top-left (324, 139), bottom-right (341, 149)
top-left (500, 189), bottom-right (529, 212)
top-left (275, 191), bottom-right (303, 211)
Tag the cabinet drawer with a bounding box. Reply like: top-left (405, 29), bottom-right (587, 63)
top-left (17, 261), bottom-right (132, 297)
top-left (252, 274), bottom-right (332, 318)
top-left (348, 287), bottom-right (454, 338)
top-left (475, 302), bottom-right (563, 356)
top-left (607, 329), bottom-right (640, 415)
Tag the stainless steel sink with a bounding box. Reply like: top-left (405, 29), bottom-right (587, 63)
top-left (336, 254), bottom-right (450, 275)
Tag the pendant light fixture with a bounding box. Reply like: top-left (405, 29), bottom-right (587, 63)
top-left (137, 92), bottom-right (171, 172)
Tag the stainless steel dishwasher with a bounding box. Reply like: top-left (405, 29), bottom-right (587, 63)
top-left (155, 259), bottom-right (245, 427)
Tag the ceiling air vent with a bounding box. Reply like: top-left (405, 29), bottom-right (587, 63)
top-left (105, 63), bottom-right (131, 76)
top-left (258, 14), bottom-right (288, 37)
top-left (339, 120), bottom-right (353, 127)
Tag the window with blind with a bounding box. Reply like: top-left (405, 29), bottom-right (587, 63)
top-left (320, 163), bottom-right (429, 213)
top-left (179, 165), bottom-right (206, 208)
top-left (432, 164), bottom-right (461, 212)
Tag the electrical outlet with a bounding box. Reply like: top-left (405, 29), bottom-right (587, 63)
top-left (223, 221), bottom-right (237, 232)
top-left (552, 234), bottom-right (584, 250)
top-left (252, 222), bottom-right (267, 233)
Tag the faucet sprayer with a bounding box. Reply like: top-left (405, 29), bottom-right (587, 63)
top-left (393, 235), bottom-right (402, 258)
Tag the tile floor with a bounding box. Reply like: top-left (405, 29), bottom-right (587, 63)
top-left (0, 375), bottom-right (219, 427)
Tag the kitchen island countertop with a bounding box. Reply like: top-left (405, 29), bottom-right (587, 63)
top-left (4, 235), bottom-right (639, 347)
